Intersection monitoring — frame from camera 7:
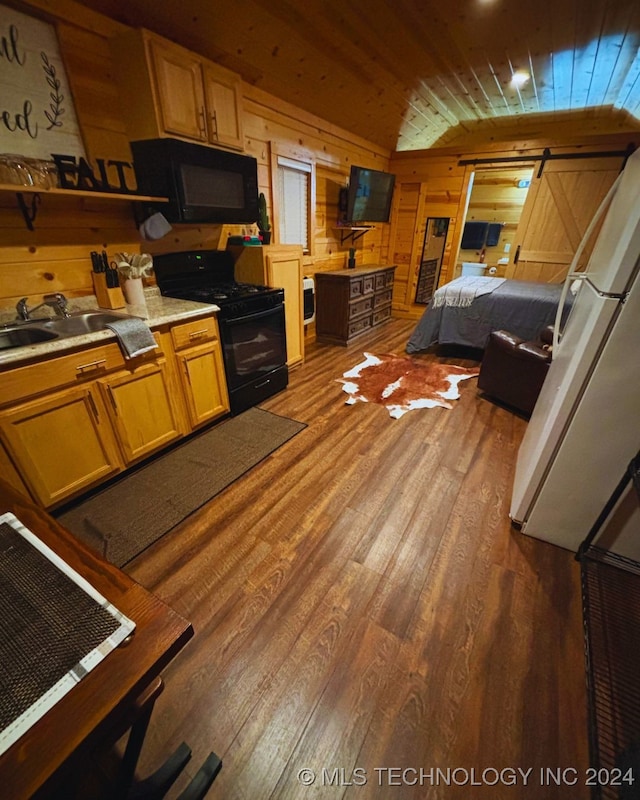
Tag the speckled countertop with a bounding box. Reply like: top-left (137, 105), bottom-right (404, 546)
top-left (0, 287), bottom-right (220, 369)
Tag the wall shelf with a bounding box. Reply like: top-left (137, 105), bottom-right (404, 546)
top-left (335, 224), bottom-right (375, 245)
top-left (0, 184), bottom-right (168, 231)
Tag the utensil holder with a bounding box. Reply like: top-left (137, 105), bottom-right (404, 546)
top-left (92, 273), bottom-right (126, 309)
top-left (122, 277), bottom-right (146, 306)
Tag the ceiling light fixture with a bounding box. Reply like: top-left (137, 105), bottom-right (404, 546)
top-left (510, 70), bottom-right (530, 89)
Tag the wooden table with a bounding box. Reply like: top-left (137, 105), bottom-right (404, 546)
top-left (0, 479), bottom-right (194, 799)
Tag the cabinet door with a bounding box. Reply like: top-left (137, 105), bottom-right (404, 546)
top-left (100, 361), bottom-right (182, 464)
top-left (177, 342), bottom-right (230, 428)
top-left (203, 63), bottom-right (244, 150)
top-left (0, 437), bottom-right (32, 500)
top-left (149, 39), bottom-right (207, 141)
top-left (0, 386), bottom-right (121, 508)
top-left (265, 249), bottom-right (304, 367)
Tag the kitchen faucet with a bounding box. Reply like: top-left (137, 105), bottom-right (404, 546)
top-left (16, 293), bottom-right (71, 320)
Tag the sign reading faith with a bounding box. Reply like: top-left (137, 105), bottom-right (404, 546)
top-left (0, 3), bottom-right (85, 159)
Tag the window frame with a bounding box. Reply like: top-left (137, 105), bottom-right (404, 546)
top-left (269, 144), bottom-right (316, 256)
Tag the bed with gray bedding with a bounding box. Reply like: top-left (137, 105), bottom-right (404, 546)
top-left (406, 277), bottom-right (569, 352)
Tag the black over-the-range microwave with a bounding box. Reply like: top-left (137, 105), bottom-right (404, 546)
top-left (130, 137), bottom-right (259, 224)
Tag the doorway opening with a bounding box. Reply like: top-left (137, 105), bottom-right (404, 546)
top-left (456, 165), bottom-right (534, 279)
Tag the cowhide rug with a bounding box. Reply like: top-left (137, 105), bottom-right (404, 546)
top-left (338, 352), bottom-right (480, 418)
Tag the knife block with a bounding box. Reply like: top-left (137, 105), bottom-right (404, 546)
top-left (92, 272), bottom-right (126, 309)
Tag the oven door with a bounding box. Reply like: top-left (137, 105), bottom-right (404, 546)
top-left (219, 304), bottom-right (288, 392)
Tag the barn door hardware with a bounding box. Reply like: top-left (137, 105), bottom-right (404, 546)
top-left (458, 144), bottom-right (635, 173)
top-left (15, 191), bottom-right (41, 231)
top-left (537, 148), bottom-right (551, 178)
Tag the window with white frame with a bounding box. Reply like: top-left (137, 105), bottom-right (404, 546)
top-left (275, 155), bottom-right (313, 253)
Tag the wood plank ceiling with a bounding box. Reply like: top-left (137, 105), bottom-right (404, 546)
top-left (74, 0), bottom-right (640, 151)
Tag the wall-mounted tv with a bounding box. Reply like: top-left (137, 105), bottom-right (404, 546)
top-left (345, 165), bottom-right (396, 223)
top-left (460, 221), bottom-right (503, 249)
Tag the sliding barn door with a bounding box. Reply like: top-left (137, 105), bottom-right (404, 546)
top-left (507, 156), bottom-right (623, 283)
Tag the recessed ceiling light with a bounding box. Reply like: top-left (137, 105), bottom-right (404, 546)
top-left (510, 70), bottom-right (530, 88)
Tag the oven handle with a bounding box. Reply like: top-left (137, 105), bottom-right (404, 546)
top-left (222, 304), bottom-right (284, 327)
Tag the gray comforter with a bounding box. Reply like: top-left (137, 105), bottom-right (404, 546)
top-left (406, 279), bottom-right (569, 352)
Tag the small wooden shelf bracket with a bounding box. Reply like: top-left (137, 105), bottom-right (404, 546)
top-left (336, 224), bottom-right (375, 245)
top-left (16, 192), bottom-right (41, 231)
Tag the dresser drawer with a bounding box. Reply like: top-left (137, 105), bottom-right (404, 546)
top-left (348, 296), bottom-right (374, 320)
top-left (170, 316), bottom-right (218, 350)
top-left (348, 316), bottom-right (371, 338)
top-left (374, 288), bottom-right (393, 309)
top-left (372, 306), bottom-right (392, 326)
top-left (374, 272), bottom-right (387, 291)
top-left (348, 275), bottom-right (375, 299)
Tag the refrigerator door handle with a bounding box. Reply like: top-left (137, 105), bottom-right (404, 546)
top-left (552, 173), bottom-right (624, 351)
top-left (584, 277), bottom-right (627, 300)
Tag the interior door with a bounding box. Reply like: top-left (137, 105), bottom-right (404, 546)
top-left (507, 156), bottom-right (623, 283)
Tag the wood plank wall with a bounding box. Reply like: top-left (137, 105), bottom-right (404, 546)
top-left (0, 0), bottom-right (391, 322)
top-left (389, 133), bottom-right (639, 320)
top-left (3, 1), bottom-right (638, 329)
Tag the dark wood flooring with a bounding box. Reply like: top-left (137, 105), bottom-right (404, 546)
top-left (125, 318), bottom-right (589, 799)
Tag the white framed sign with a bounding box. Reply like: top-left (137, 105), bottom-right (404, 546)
top-left (0, 3), bottom-right (85, 158)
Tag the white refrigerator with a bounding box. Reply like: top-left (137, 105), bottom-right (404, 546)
top-left (510, 146), bottom-right (640, 555)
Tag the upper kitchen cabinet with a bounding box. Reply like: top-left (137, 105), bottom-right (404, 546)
top-left (112, 29), bottom-right (244, 151)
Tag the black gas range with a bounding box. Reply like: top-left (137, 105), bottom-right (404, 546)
top-left (154, 250), bottom-right (288, 414)
top-left (153, 250), bottom-right (283, 316)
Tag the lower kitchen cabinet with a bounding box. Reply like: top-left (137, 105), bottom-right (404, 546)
top-left (177, 342), bottom-right (229, 428)
top-left (169, 315), bottom-right (230, 428)
top-left (99, 359), bottom-right (182, 464)
top-left (0, 385), bottom-right (122, 508)
top-left (0, 312), bottom-right (229, 508)
top-left (0, 436), bottom-right (33, 500)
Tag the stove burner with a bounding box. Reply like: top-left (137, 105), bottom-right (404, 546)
top-left (152, 249), bottom-right (279, 308)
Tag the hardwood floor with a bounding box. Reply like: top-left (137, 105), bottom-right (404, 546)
top-left (126, 319), bottom-right (589, 799)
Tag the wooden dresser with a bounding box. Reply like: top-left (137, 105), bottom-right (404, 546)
top-left (315, 266), bottom-right (395, 345)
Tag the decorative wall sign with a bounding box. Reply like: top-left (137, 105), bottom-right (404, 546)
top-left (52, 154), bottom-right (137, 193)
top-left (0, 4), bottom-right (85, 159)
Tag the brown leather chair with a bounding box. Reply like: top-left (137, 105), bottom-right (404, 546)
top-left (478, 327), bottom-right (553, 416)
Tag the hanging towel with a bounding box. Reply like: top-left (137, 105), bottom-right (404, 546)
top-left (105, 317), bottom-right (158, 359)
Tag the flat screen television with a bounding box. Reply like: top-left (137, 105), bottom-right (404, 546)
top-left (345, 165), bottom-right (396, 223)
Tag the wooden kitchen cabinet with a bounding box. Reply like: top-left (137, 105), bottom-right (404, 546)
top-left (170, 316), bottom-right (230, 428)
top-left (0, 384), bottom-right (122, 508)
top-left (114, 29), bottom-right (244, 151)
top-left (229, 245), bottom-right (305, 367)
top-left (0, 436), bottom-right (32, 500)
top-left (99, 358), bottom-right (182, 464)
top-left (315, 266), bottom-right (396, 345)
top-left (0, 314), bottom-right (229, 508)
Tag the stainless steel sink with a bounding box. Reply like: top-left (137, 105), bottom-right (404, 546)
top-left (0, 310), bottom-right (138, 351)
top-left (38, 311), bottom-right (136, 337)
top-left (0, 326), bottom-right (59, 350)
